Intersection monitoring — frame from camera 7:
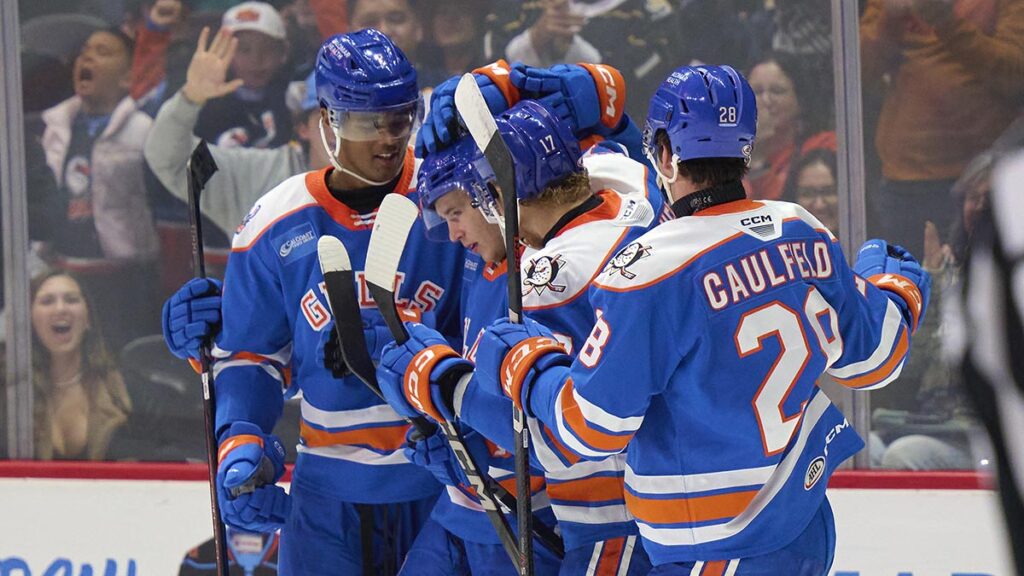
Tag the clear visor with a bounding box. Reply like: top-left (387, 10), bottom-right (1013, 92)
top-left (332, 99), bottom-right (423, 142)
top-left (421, 176), bottom-right (502, 242)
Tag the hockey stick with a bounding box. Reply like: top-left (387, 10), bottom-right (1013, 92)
top-left (186, 140), bottom-right (230, 576)
top-left (363, 196), bottom-right (564, 559)
top-left (366, 194), bottom-right (523, 569)
top-left (316, 236), bottom-right (389, 395)
top-left (455, 74), bottom-right (533, 576)
top-left (316, 235), bottom-right (435, 438)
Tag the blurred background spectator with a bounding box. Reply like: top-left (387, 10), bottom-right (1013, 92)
top-left (38, 26), bottom-right (160, 351)
top-left (144, 29), bottom-right (325, 260)
top-left (194, 2), bottom-right (292, 148)
top-left (21, 271), bottom-right (131, 460)
top-left (744, 51), bottom-right (836, 201)
top-left (487, 0), bottom-right (681, 119)
top-left (417, 0), bottom-right (491, 80)
top-left (860, 0), bottom-right (1024, 257)
top-left (782, 147), bottom-right (839, 235)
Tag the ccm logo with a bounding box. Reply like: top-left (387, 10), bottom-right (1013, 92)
top-left (741, 215), bottom-right (772, 226)
top-left (592, 65), bottom-right (618, 119)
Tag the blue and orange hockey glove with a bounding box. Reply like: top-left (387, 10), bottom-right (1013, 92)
top-left (474, 317), bottom-right (571, 414)
top-left (377, 322), bottom-right (473, 423)
top-left (216, 421), bottom-right (291, 533)
top-left (161, 277), bottom-right (222, 360)
top-left (416, 60), bottom-right (519, 156)
top-left (509, 62), bottom-right (626, 135)
top-left (854, 239), bottom-right (931, 333)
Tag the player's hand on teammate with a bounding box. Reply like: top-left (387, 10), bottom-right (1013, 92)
top-left (510, 62), bottom-right (625, 134)
top-left (474, 317), bottom-right (570, 413)
top-left (216, 422), bottom-right (291, 533)
top-left (416, 69), bottom-right (516, 157)
top-left (854, 239), bottom-right (932, 333)
top-left (182, 26), bottom-right (244, 106)
top-left (162, 277), bottom-right (222, 360)
top-left (377, 323), bottom-right (472, 423)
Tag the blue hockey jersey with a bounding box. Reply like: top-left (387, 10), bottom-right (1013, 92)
top-left (213, 153), bottom-right (465, 504)
top-left (527, 199), bottom-right (914, 564)
top-left (458, 146), bottom-right (670, 550)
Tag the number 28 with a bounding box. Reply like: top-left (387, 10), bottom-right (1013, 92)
top-left (719, 106), bottom-right (738, 124)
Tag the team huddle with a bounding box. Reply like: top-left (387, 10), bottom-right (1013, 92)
top-left (161, 27), bottom-right (931, 576)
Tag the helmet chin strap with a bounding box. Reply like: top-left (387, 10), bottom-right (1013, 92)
top-left (318, 120), bottom-right (396, 187)
top-left (647, 150), bottom-right (680, 202)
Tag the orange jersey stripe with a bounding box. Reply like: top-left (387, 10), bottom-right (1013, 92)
top-left (595, 536), bottom-right (625, 576)
top-left (559, 379), bottom-right (632, 453)
top-left (701, 560), bottom-right (728, 576)
top-left (694, 200), bottom-right (765, 216)
top-left (300, 420), bottom-right (410, 452)
top-left (835, 325), bottom-right (909, 389)
top-left (547, 474), bottom-right (624, 504)
top-left (496, 475), bottom-right (546, 496)
top-left (624, 489), bottom-right (758, 525)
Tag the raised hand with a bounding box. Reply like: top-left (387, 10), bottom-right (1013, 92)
top-left (182, 26), bottom-right (243, 106)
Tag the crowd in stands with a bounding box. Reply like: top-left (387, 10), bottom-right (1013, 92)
top-left (3, 0), bottom-right (1022, 473)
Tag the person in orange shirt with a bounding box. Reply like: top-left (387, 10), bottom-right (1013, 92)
top-left (860, 0), bottom-right (1024, 256)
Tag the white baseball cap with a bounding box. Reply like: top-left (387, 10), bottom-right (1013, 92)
top-left (222, 2), bottom-right (286, 41)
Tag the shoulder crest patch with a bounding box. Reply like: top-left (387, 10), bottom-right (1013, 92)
top-left (523, 254), bottom-right (566, 295)
top-left (604, 242), bottom-right (652, 280)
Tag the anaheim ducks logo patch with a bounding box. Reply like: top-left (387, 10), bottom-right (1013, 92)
top-left (605, 242), bottom-right (652, 280)
top-left (523, 255), bottom-right (566, 295)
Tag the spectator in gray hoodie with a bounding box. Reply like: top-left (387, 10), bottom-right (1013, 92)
top-left (145, 26), bottom-right (329, 240)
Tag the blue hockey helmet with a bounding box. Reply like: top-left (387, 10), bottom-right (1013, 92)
top-left (643, 65), bottom-right (756, 168)
top-left (314, 28), bottom-right (423, 184)
top-left (315, 28), bottom-right (420, 115)
top-left (493, 99), bottom-right (583, 202)
top-left (417, 136), bottom-right (498, 241)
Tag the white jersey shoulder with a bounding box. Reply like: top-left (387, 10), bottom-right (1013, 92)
top-left (581, 147), bottom-right (650, 199)
top-left (595, 199), bottom-right (832, 291)
top-left (762, 199), bottom-right (837, 241)
top-left (522, 187), bottom-right (654, 309)
top-left (232, 171), bottom-right (317, 250)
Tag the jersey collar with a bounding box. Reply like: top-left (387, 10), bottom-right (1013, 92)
top-left (306, 150), bottom-right (416, 230)
top-left (671, 179), bottom-right (747, 218)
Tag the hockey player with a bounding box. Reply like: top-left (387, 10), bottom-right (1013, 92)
top-left (378, 92), bottom-right (666, 574)
top-left (380, 64), bottom-right (932, 574)
top-left (459, 65), bottom-right (930, 573)
top-left (190, 29), bottom-right (463, 575)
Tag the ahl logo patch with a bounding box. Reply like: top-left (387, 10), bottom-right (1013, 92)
top-left (804, 456), bottom-right (826, 490)
top-left (605, 242), bottom-right (652, 280)
top-left (275, 223), bottom-right (317, 263)
top-left (523, 255), bottom-right (566, 295)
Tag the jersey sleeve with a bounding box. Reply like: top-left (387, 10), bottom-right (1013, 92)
top-left (212, 243), bottom-right (290, 437)
top-left (822, 239), bottom-right (914, 391)
top-left (527, 281), bottom-right (689, 460)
